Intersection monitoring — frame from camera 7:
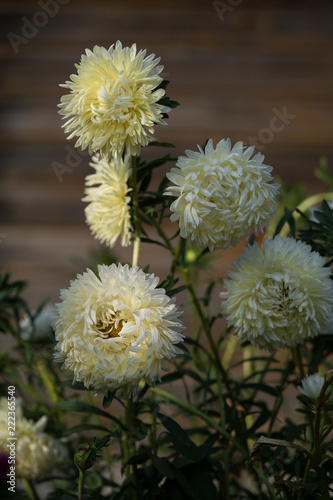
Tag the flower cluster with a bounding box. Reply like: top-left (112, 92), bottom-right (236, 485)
top-left (83, 154), bottom-right (133, 247)
top-left (0, 398), bottom-right (67, 479)
top-left (53, 264), bottom-right (185, 396)
top-left (59, 41), bottom-right (169, 158)
top-left (221, 236), bottom-right (333, 351)
top-left (165, 139), bottom-right (279, 251)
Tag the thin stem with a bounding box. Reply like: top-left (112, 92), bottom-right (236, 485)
top-left (297, 451), bottom-right (313, 500)
top-left (168, 236), bottom-right (183, 278)
top-left (78, 469), bottom-right (85, 500)
top-left (243, 344), bottom-right (255, 451)
top-left (216, 369), bottom-right (230, 500)
top-left (254, 467), bottom-right (280, 500)
top-left (313, 400), bottom-right (330, 499)
top-left (87, 392), bottom-right (112, 471)
top-left (124, 396), bottom-right (139, 499)
top-left (268, 349), bottom-right (291, 435)
top-left (178, 264), bottom-right (233, 394)
top-left (34, 357), bottom-right (60, 404)
top-left (130, 155), bottom-right (141, 267)
top-left (221, 333), bottom-right (238, 370)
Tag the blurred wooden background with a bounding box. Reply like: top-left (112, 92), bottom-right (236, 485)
top-left (1, 0), bottom-right (333, 310)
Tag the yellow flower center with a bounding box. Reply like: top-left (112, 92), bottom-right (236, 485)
top-left (94, 309), bottom-right (124, 339)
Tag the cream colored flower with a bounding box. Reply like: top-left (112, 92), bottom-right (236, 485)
top-left (59, 41), bottom-right (169, 158)
top-left (221, 236), bottom-right (333, 351)
top-left (53, 264), bottom-right (185, 396)
top-left (297, 374), bottom-right (326, 400)
top-left (0, 398), bottom-right (67, 479)
top-left (164, 139), bottom-right (279, 251)
top-left (83, 155), bottom-right (132, 247)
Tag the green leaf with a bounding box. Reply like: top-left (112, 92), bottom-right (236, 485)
top-left (140, 237), bottom-right (168, 249)
top-left (160, 371), bottom-right (185, 384)
top-left (167, 285), bottom-right (188, 297)
top-left (62, 424), bottom-right (112, 435)
top-left (102, 390), bottom-right (116, 409)
top-left (274, 207), bottom-right (295, 237)
top-left (150, 455), bottom-right (175, 479)
top-left (54, 401), bottom-right (126, 429)
top-left (176, 462), bottom-right (218, 500)
top-left (242, 382), bottom-right (280, 396)
top-left (125, 451), bottom-right (150, 467)
top-left (147, 141), bottom-right (176, 148)
top-left (198, 432), bottom-right (220, 459)
top-left (158, 413), bottom-right (200, 461)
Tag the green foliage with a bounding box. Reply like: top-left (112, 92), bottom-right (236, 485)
top-left (0, 273), bottom-right (28, 334)
top-left (298, 200), bottom-right (333, 261)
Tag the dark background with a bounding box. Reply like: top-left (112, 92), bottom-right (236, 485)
top-left (1, 0), bottom-right (333, 309)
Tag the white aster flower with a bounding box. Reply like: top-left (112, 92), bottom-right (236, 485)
top-left (53, 264), bottom-right (185, 396)
top-left (221, 236), bottom-right (333, 351)
top-left (297, 373), bottom-right (326, 400)
top-left (0, 398), bottom-right (67, 479)
top-left (59, 41), bottom-right (169, 158)
top-left (83, 155), bottom-right (132, 247)
top-left (164, 139), bottom-right (279, 251)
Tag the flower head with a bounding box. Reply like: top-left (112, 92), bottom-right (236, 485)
top-left (164, 139), bottom-right (279, 251)
top-left (297, 374), bottom-right (326, 400)
top-left (83, 155), bottom-right (132, 247)
top-left (0, 398), bottom-right (67, 479)
top-left (53, 264), bottom-right (185, 396)
top-left (221, 236), bottom-right (333, 351)
top-left (59, 42), bottom-right (169, 158)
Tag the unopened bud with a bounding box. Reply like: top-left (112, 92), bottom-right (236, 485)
top-left (74, 444), bottom-right (96, 471)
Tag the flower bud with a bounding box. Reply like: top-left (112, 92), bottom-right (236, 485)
top-left (74, 444), bottom-right (96, 471)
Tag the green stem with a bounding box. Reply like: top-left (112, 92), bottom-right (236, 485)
top-left (216, 369), bottom-right (230, 500)
top-left (124, 396), bottom-right (139, 499)
top-left (168, 236), bottom-right (183, 277)
top-left (22, 479), bottom-right (39, 500)
top-left (35, 357), bottom-right (60, 404)
top-left (130, 155), bottom-right (141, 267)
top-left (313, 400), bottom-right (330, 499)
top-left (268, 349), bottom-right (291, 435)
top-left (178, 264), bottom-right (233, 394)
top-left (87, 392), bottom-right (112, 471)
top-left (78, 469), bottom-right (85, 500)
top-left (297, 451), bottom-right (313, 500)
top-left (254, 467), bottom-right (280, 500)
